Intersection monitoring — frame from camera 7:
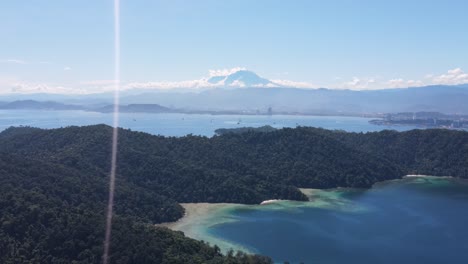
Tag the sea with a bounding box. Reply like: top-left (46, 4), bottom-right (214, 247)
top-left (188, 177), bottom-right (468, 264)
top-left (0, 109), bottom-right (416, 136)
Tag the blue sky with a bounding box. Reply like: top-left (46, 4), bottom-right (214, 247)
top-left (1, 0), bottom-right (468, 93)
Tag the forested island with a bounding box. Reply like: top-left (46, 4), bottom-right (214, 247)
top-left (0, 125), bottom-right (467, 263)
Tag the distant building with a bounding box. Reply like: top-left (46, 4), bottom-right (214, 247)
top-left (267, 107), bottom-right (273, 115)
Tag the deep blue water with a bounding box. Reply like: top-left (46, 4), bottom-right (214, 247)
top-left (209, 177), bottom-right (468, 264)
top-left (0, 110), bottom-right (416, 136)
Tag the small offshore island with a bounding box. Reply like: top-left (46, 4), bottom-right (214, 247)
top-left (1, 125), bottom-right (467, 263)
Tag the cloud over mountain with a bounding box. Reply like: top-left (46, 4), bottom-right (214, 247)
top-left (207, 70), bottom-right (275, 87)
top-left (1, 67), bottom-right (468, 95)
top-left (126, 68), bottom-right (315, 90)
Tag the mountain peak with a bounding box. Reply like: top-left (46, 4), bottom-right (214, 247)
top-left (207, 69), bottom-right (278, 88)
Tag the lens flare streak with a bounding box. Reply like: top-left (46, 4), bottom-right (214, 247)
top-left (102, 0), bottom-right (120, 263)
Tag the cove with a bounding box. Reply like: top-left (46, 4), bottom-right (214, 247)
top-left (171, 176), bottom-right (468, 264)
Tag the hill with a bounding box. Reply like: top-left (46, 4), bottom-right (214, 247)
top-left (91, 103), bottom-right (172, 113)
top-left (0, 100), bottom-right (84, 110)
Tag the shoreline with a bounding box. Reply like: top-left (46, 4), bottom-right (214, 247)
top-left (404, 174), bottom-right (453, 178)
top-left (158, 203), bottom-right (243, 230)
top-left (160, 176), bottom-right (460, 227)
top-left (157, 203), bottom-right (254, 253)
top-left (160, 175), bottom-right (459, 229)
top-left (157, 175), bottom-right (462, 253)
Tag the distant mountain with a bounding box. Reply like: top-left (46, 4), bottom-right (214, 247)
top-left (92, 103), bottom-right (172, 113)
top-left (207, 70), bottom-right (278, 87)
top-left (0, 93), bottom-right (111, 105)
top-left (0, 100), bottom-right (83, 110)
top-left (120, 84), bottom-right (468, 114)
top-left (1, 74), bottom-right (468, 115)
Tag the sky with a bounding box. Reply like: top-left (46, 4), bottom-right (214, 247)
top-left (1, 0), bottom-right (468, 94)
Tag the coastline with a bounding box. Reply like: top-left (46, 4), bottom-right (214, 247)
top-left (158, 203), bottom-right (243, 230)
top-left (157, 197), bottom-right (326, 253)
top-left (157, 203), bottom-right (254, 253)
top-left (157, 175), bottom-right (463, 254)
top-left (159, 187), bottom-right (374, 234)
top-left (159, 176), bottom-right (459, 230)
top-left (404, 174), bottom-right (453, 178)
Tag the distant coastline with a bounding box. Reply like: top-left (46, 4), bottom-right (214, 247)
top-left (0, 100), bottom-right (380, 118)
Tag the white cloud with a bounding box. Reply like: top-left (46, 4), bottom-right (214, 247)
top-left (337, 68), bottom-right (468, 90)
top-left (1, 59), bottom-right (27, 64)
top-left (208, 67), bottom-right (246, 77)
top-left (125, 79), bottom-right (215, 90)
top-left (1, 67), bottom-right (316, 93)
top-left (228, 80), bottom-right (246, 88)
top-left (77, 80), bottom-right (118, 93)
top-left (4, 81), bottom-right (87, 94)
top-left (4, 67), bottom-right (468, 95)
top-left (64, 66), bottom-right (72, 71)
top-left (1, 59), bottom-right (55, 66)
top-left (386, 79), bottom-right (425, 88)
top-left (0, 76), bottom-right (18, 92)
top-left (271, 79), bottom-right (316, 88)
top-left (336, 77), bottom-right (377, 90)
top-left (80, 80), bottom-right (119, 86)
top-left (126, 68), bottom-right (247, 90)
top-left (382, 68), bottom-right (468, 89)
top-left (338, 76), bottom-right (424, 90)
top-left (431, 68), bottom-right (468, 85)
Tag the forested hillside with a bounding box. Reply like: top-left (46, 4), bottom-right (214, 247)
top-left (0, 125), bottom-right (467, 263)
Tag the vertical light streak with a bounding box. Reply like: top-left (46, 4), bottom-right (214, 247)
top-left (102, 0), bottom-right (120, 263)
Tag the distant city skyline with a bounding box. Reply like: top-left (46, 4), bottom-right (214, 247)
top-left (1, 0), bottom-right (468, 94)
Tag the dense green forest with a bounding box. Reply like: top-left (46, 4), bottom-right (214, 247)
top-left (0, 125), bottom-right (467, 263)
top-left (214, 125), bottom-right (277, 135)
top-left (0, 152), bottom-right (272, 264)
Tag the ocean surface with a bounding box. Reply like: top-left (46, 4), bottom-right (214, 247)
top-left (0, 110), bottom-right (417, 136)
top-left (192, 177), bottom-right (468, 264)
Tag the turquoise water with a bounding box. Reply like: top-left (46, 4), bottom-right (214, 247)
top-left (204, 177), bottom-right (468, 263)
top-left (0, 110), bottom-right (416, 136)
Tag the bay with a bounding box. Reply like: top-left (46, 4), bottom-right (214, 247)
top-left (0, 110), bottom-right (416, 137)
top-left (199, 177), bottom-right (468, 263)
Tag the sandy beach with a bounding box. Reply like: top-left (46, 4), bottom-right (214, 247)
top-left (157, 202), bottom-right (253, 253)
top-left (158, 203), bottom-right (241, 230)
top-left (405, 174), bottom-right (453, 178)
